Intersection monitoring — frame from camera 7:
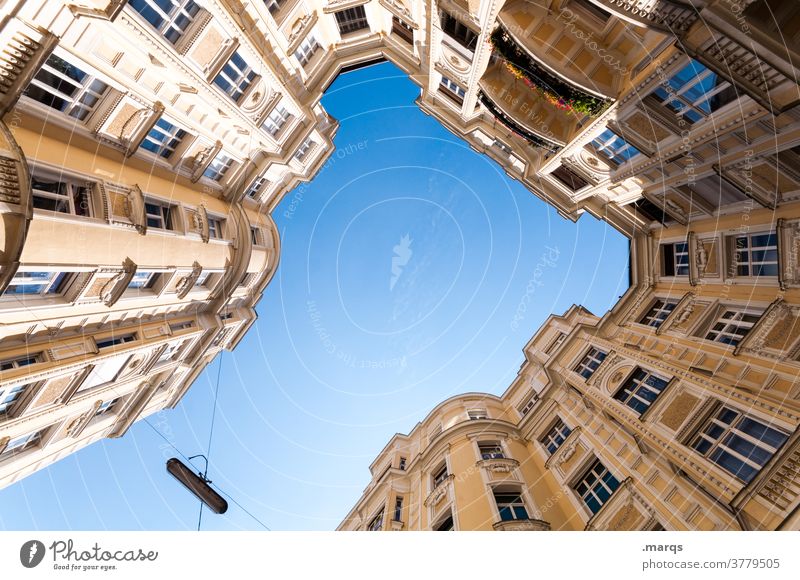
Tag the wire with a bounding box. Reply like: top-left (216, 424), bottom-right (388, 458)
top-left (210, 483), bottom-right (272, 531)
top-left (197, 350), bottom-right (224, 531)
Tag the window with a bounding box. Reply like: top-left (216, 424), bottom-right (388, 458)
top-left (77, 354), bottom-right (132, 392)
top-left (95, 333), bottom-right (137, 349)
top-left (392, 16), bottom-right (414, 44)
top-left (213, 51), bottom-right (256, 103)
top-left (551, 164), bottom-right (589, 192)
top-left (574, 459), bottom-right (620, 514)
top-left (140, 117), bottom-right (186, 159)
top-left (440, 11), bottom-right (478, 50)
top-left (207, 217), bottom-right (224, 240)
top-left (263, 0), bottom-right (283, 15)
top-left (0, 430), bottom-right (42, 461)
top-left (294, 35), bottom-right (320, 67)
top-left (169, 320), bottom-right (194, 332)
top-left (204, 152), bottom-right (234, 181)
top-left (590, 128), bottom-right (641, 166)
top-left (478, 441), bottom-right (504, 460)
top-left (729, 232), bottom-right (778, 277)
top-left (545, 332), bottom-right (566, 354)
top-left (335, 6), bottom-right (369, 35)
top-left (127, 271), bottom-right (157, 289)
top-left (432, 464), bottom-right (448, 488)
top-left (650, 59), bottom-right (738, 125)
top-left (468, 409), bottom-right (487, 420)
top-left (367, 509), bottom-right (384, 531)
top-left (398, 456), bottom-right (407, 470)
top-left (250, 227), bottom-right (260, 246)
top-left (614, 367), bottom-right (670, 415)
top-left (393, 497), bottom-right (403, 522)
top-left (129, 0), bottom-right (200, 44)
top-left (519, 397), bottom-right (536, 416)
top-left (24, 53), bottom-right (109, 121)
top-left (194, 271), bottom-right (211, 288)
top-left (94, 398), bottom-right (119, 416)
top-left (704, 307), bottom-right (762, 346)
top-left (246, 176), bottom-right (270, 199)
top-left (145, 199), bottom-right (173, 230)
top-left (541, 419), bottom-right (571, 455)
top-left (662, 242), bottom-right (689, 276)
top-left (294, 138), bottom-right (314, 162)
top-left (3, 271), bottom-right (70, 296)
top-left (574, 347), bottom-right (607, 380)
top-left (639, 299), bottom-right (678, 329)
top-left (0, 383), bottom-right (32, 415)
top-left (31, 173), bottom-right (94, 216)
top-left (440, 76), bottom-right (465, 102)
top-left (689, 405), bottom-right (788, 483)
top-left (493, 490), bottom-right (529, 521)
top-left (434, 513), bottom-right (454, 531)
top-left (157, 341), bottom-right (184, 364)
top-left (263, 105), bottom-right (291, 136)
top-left (0, 353), bottom-right (42, 371)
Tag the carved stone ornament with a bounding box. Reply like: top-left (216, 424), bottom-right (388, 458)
top-left (100, 258), bottom-right (137, 307)
top-left (778, 218), bottom-right (800, 289)
top-left (67, 401), bottom-right (103, 438)
top-left (492, 519), bottom-right (551, 531)
top-left (734, 298), bottom-right (800, 359)
top-left (477, 458), bottom-right (520, 474)
top-left (657, 292), bottom-right (696, 336)
top-left (176, 262), bottom-right (203, 299)
top-left (586, 351), bottom-right (620, 387)
top-left (424, 476), bottom-right (453, 507)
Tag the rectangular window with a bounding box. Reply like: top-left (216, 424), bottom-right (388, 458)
top-left (207, 217), bottom-right (224, 240)
top-left (213, 51), bottom-right (256, 103)
top-left (493, 490), bottom-right (529, 521)
top-left (434, 513), bottom-right (454, 531)
top-left (662, 242), bottom-right (690, 276)
top-left (398, 456), bottom-right (407, 470)
top-left (478, 441), bottom-right (504, 460)
top-left (545, 332), bottom-right (566, 354)
top-left (204, 152), bottom-right (234, 182)
top-left (432, 464), bottom-right (448, 488)
top-left (614, 367), bottom-right (670, 415)
top-left (704, 307), bottom-right (762, 346)
top-left (95, 333), bottom-right (137, 349)
top-left (3, 271), bottom-right (69, 296)
top-left (551, 164), bottom-right (589, 192)
top-left (0, 353), bottom-right (43, 371)
top-left (519, 397), bottom-right (536, 416)
top-left (650, 59), bottom-right (738, 125)
top-left (689, 405), bottom-right (788, 482)
top-left (730, 231), bottom-right (778, 277)
top-left (31, 173), bottom-right (94, 216)
top-left (127, 271), bottom-right (157, 289)
top-left (246, 176), bottom-right (270, 199)
top-left (94, 397), bottom-right (119, 416)
top-left (439, 76), bottom-right (465, 103)
top-left (440, 11), bottom-right (478, 50)
top-left (194, 271), bottom-right (211, 288)
top-left (78, 354), bottom-right (132, 392)
top-left (0, 430), bottom-right (42, 461)
top-left (541, 419), bottom-right (571, 455)
top-left (263, 0), bottom-right (283, 15)
top-left (140, 118), bottom-right (186, 159)
top-left (335, 5), bottom-right (369, 35)
top-left (367, 509), bottom-right (384, 531)
top-left (0, 383), bottom-right (32, 415)
top-left (393, 497), bottom-right (403, 522)
top-left (129, 0), bottom-right (200, 44)
top-left (392, 16), bottom-right (414, 44)
top-left (574, 459), bottom-right (620, 514)
top-left (157, 341), bottom-right (185, 364)
top-left (468, 409), bottom-right (487, 420)
top-left (263, 105), bottom-right (291, 136)
top-left (574, 347), bottom-right (607, 380)
top-left (24, 54), bottom-right (109, 121)
top-left (294, 36), bottom-right (320, 67)
top-left (250, 227), bottom-right (260, 246)
top-left (590, 128), bottom-right (641, 165)
top-left (639, 299), bottom-right (678, 328)
top-left (294, 138), bottom-right (315, 162)
top-left (144, 199), bottom-right (173, 230)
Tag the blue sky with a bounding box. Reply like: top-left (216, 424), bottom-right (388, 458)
top-left (0, 62), bottom-right (629, 531)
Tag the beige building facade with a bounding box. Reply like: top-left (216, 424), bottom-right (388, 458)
top-left (0, 0), bottom-right (799, 527)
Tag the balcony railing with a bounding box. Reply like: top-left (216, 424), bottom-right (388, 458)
top-left (590, 0), bottom-right (699, 33)
top-left (478, 90), bottom-right (561, 154)
top-left (489, 27), bottom-right (610, 118)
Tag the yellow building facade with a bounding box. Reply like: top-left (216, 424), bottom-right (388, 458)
top-left (0, 0), bottom-right (799, 526)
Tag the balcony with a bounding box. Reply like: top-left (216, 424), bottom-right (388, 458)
top-left (477, 457), bottom-right (520, 475)
top-left (478, 62), bottom-right (573, 153)
top-left (492, 518), bottom-right (551, 531)
top-left (587, 0), bottom-right (699, 34)
top-left (489, 26), bottom-right (610, 117)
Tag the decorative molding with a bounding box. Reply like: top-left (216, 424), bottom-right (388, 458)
top-left (424, 474), bottom-right (454, 507)
top-left (778, 218), bottom-right (800, 289)
top-left (545, 426), bottom-right (583, 470)
top-left (657, 292), bottom-right (695, 335)
top-left (476, 457), bottom-right (519, 474)
top-left (492, 518), bottom-right (551, 531)
top-left (734, 298), bottom-right (800, 360)
top-left (100, 257), bottom-right (137, 307)
top-left (176, 262), bottom-right (203, 299)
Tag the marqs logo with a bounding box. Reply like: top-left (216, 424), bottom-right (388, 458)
top-left (20, 540), bottom-right (46, 568)
top-left (390, 234), bottom-right (413, 291)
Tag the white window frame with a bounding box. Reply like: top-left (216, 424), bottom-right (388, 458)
top-left (574, 347), bottom-right (607, 380)
top-left (2, 271), bottom-right (71, 297)
top-left (294, 138), bottom-right (315, 162)
top-left (204, 152), bottom-right (234, 182)
top-left (613, 367), bottom-right (670, 415)
top-left (729, 231), bottom-right (779, 278)
top-left (440, 75), bottom-right (465, 99)
top-left (213, 51), bottom-right (256, 103)
top-left (246, 175), bottom-right (270, 199)
top-left (573, 459), bottom-right (620, 515)
top-left (0, 430), bottom-right (43, 461)
top-left (294, 35), bottom-right (320, 67)
top-left (703, 306), bottom-right (763, 346)
top-left (129, 0), bottom-right (201, 45)
top-left (76, 353), bottom-right (133, 393)
top-left (140, 117), bottom-right (187, 159)
top-left (30, 169), bottom-right (95, 216)
top-left (207, 216), bottom-right (225, 240)
top-left (0, 382), bottom-right (33, 416)
top-left (541, 419), bottom-right (571, 456)
top-left (144, 198), bottom-right (174, 230)
top-left (0, 353), bottom-right (43, 371)
top-left (478, 441), bottom-right (505, 460)
top-left (263, 105), bottom-right (291, 136)
top-left (24, 52), bottom-right (109, 121)
top-left (639, 298), bottom-right (679, 328)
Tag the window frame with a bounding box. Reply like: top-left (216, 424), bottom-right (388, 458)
top-left (727, 231), bottom-right (779, 279)
top-left (574, 347), bottom-right (607, 380)
top-left (212, 50), bottom-right (257, 104)
top-left (139, 116), bottom-right (188, 159)
top-left (128, 0), bottom-right (202, 45)
top-left (639, 298), bottom-right (679, 329)
top-left (2, 270), bottom-right (73, 298)
top-left (702, 306), bottom-right (763, 347)
top-left (492, 488), bottom-right (530, 522)
top-left (589, 127), bottom-right (641, 166)
top-left (294, 35), bottom-right (320, 67)
top-left (144, 198), bottom-right (175, 230)
top-left (203, 152), bottom-right (235, 182)
top-left (541, 418), bottom-right (572, 456)
top-left (334, 5), bottom-right (370, 36)
top-left (30, 169), bottom-right (96, 217)
top-left (572, 458), bottom-right (621, 515)
top-left (613, 367), bottom-right (671, 416)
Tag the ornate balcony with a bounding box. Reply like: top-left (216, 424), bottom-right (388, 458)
top-left (477, 457), bottom-right (520, 474)
top-left (589, 0), bottom-right (699, 34)
top-left (493, 518), bottom-right (551, 531)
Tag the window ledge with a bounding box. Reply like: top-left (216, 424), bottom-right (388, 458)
top-left (424, 474), bottom-right (454, 507)
top-left (476, 457), bottom-right (519, 474)
top-left (492, 518), bottom-right (550, 531)
top-left (389, 519), bottom-right (404, 531)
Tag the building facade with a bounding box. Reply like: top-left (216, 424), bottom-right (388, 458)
top-left (1, 0), bottom-right (799, 513)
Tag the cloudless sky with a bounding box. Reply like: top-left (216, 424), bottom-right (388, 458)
top-left (0, 62), bottom-right (629, 531)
